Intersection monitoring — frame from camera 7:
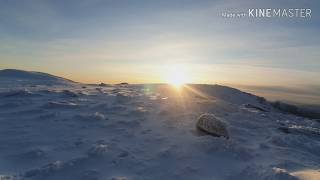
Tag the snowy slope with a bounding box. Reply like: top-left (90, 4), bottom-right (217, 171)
top-left (0, 69), bottom-right (74, 88)
top-left (0, 70), bottom-right (320, 180)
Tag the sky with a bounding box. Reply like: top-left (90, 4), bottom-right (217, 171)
top-left (0, 0), bottom-right (319, 92)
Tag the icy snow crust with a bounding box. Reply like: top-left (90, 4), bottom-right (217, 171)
top-left (0, 71), bottom-right (320, 180)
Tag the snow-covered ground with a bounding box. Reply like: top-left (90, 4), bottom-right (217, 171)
top-left (0, 69), bottom-right (320, 180)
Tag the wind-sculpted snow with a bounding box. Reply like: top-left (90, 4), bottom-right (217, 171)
top-left (0, 79), bottom-right (320, 179)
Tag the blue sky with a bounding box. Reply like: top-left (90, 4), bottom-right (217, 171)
top-left (0, 0), bottom-right (319, 88)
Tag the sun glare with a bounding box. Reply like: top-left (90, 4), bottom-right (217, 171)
top-left (166, 64), bottom-right (189, 89)
top-left (168, 71), bottom-right (186, 88)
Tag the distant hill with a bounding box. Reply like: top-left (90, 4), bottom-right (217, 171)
top-left (0, 69), bottom-right (75, 86)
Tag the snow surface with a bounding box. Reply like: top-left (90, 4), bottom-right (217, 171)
top-left (0, 69), bottom-right (320, 180)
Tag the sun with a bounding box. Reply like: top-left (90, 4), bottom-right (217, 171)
top-left (166, 64), bottom-right (189, 89)
top-left (168, 71), bottom-right (186, 88)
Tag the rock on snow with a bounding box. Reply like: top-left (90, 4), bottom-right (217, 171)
top-left (196, 113), bottom-right (229, 138)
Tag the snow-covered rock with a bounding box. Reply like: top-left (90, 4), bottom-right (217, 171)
top-left (87, 143), bottom-right (108, 157)
top-left (196, 113), bottom-right (229, 138)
